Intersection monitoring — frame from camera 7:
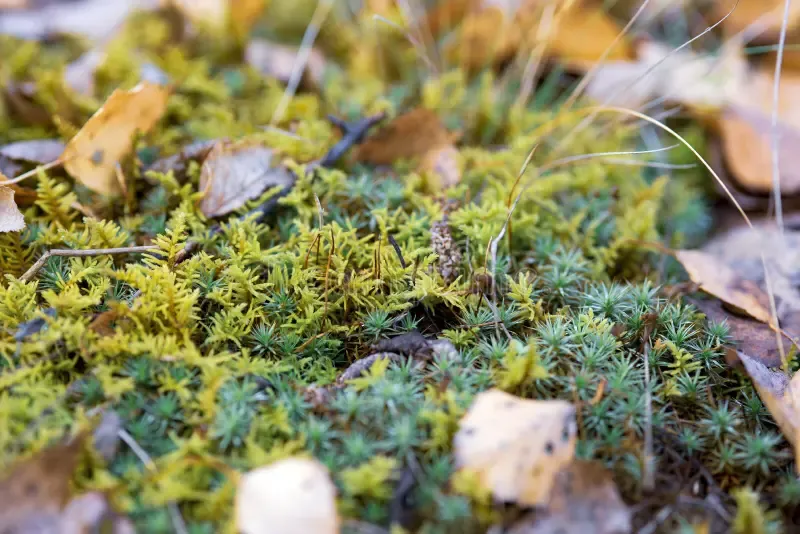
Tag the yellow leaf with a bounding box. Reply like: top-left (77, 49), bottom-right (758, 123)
top-left (453, 388), bottom-right (576, 506)
top-left (236, 457), bottom-right (339, 534)
top-left (62, 82), bottom-right (170, 196)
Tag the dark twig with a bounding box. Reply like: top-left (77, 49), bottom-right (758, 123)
top-left (20, 246), bottom-right (158, 283)
top-left (174, 113), bottom-right (385, 265)
top-left (337, 352), bottom-right (405, 384)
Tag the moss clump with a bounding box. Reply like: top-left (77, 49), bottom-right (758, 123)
top-left (0, 5), bottom-right (791, 534)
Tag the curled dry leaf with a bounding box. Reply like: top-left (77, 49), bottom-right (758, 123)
top-left (583, 41), bottom-right (746, 110)
top-left (245, 39), bottom-right (327, 88)
top-left (62, 81), bottom-right (170, 196)
top-left (735, 351), bottom-right (800, 468)
top-left (235, 457), bottom-right (339, 534)
top-left (508, 460), bottom-right (631, 534)
top-left (453, 388), bottom-right (577, 506)
top-left (0, 185), bottom-right (26, 233)
top-left (673, 249), bottom-right (774, 326)
top-left (0, 437), bottom-right (83, 533)
top-left (0, 139), bottom-right (65, 164)
top-left (720, 66), bottom-right (800, 195)
top-left (198, 140), bottom-right (295, 218)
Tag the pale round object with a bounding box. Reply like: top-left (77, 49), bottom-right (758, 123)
top-left (235, 457), bottom-right (339, 534)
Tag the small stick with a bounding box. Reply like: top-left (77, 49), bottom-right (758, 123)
top-left (338, 352), bottom-right (404, 384)
top-left (118, 429), bottom-right (189, 534)
top-left (20, 245), bottom-right (158, 282)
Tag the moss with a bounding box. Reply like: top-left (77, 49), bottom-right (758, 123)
top-left (0, 5), bottom-right (789, 534)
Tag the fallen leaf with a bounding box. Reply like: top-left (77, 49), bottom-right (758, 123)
top-left (583, 41), bottom-right (747, 110)
top-left (0, 437), bottom-right (84, 533)
top-left (419, 143), bottom-right (462, 192)
top-left (673, 249), bottom-right (774, 325)
top-left (0, 139), bottom-right (65, 165)
top-left (508, 460), bottom-right (631, 534)
top-left (245, 39), bottom-right (328, 88)
top-left (735, 351), bottom-right (800, 468)
top-left (691, 297), bottom-right (793, 369)
top-left (148, 139), bottom-right (219, 177)
top-left (719, 66), bottom-right (800, 195)
top-left (235, 457), bottom-right (340, 534)
top-left (700, 220), bottom-right (800, 339)
top-left (62, 81), bottom-right (170, 196)
top-left (440, 0), bottom-right (633, 72)
top-left (713, 0), bottom-right (800, 40)
top-left (0, 0), bottom-right (160, 41)
top-left (5, 184), bottom-right (38, 207)
top-left (60, 492), bottom-right (135, 534)
top-left (198, 140), bottom-right (295, 218)
top-left (229, 0), bottom-right (267, 39)
top-left (353, 108), bottom-right (457, 166)
top-left (453, 388), bottom-right (577, 506)
top-left (0, 185), bottom-right (26, 233)
top-left (89, 309), bottom-right (120, 337)
top-left (168, 0), bottom-right (265, 37)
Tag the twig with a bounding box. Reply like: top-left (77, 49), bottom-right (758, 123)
top-left (642, 321), bottom-right (654, 492)
top-left (20, 245), bottom-right (158, 282)
top-left (118, 429), bottom-right (189, 534)
top-left (338, 352), bottom-right (405, 384)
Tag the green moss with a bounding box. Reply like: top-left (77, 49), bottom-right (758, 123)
top-left (0, 5), bottom-right (788, 534)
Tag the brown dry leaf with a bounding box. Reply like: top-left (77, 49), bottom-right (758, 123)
top-left (719, 66), bottom-right (800, 195)
top-left (508, 460), bottom-right (631, 534)
top-left (453, 388), bottom-right (577, 506)
top-left (0, 185), bottom-right (26, 233)
top-left (713, 0), bottom-right (800, 40)
top-left (62, 81), bottom-right (170, 196)
top-left (90, 310), bottom-right (120, 337)
top-left (245, 39), bottom-right (327, 88)
top-left (736, 351), bottom-right (800, 468)
top-left (674, 249), bottom-right (774, 325)
top-left (0, 437), bottom-right (84, 533)
top-left (198, 140), bottom-right (294, 218)
top-left (235, 457), bottom-right (340, 534)
top-left (353, 108), bottom-right (457, 165)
